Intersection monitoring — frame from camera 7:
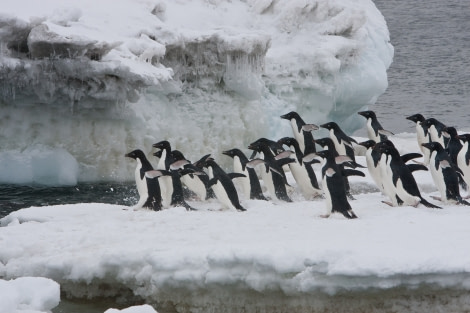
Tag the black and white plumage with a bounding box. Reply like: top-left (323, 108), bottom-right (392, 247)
top-left (406, 113), bottom-right (431, 165)
top-left (422, 118), bottom-right (449, 148)
top-left (125, 149), bottom-right (163, 211)
top-left (457, 134), bottom-right (470, 189)
top-left (277, 137), bottom-right (322, 199)
top-left (280, 111), bottom-right (318, 155)
top-left (377, 141), bottom-right (441, 209)
top-left (313, 149), bottom-right (361, 219)
top-left (422, 142), bottom-right (469, 205)
top-left (222, 148), bottom-right (267, 201)
top-left (170, 150), bottom-right (215, 201)
top-left (358, 140), bottom-right (385, 194)
top-left (248, 138), bottom-right (293, 202)
top-left (152, 141), bottom-right (195, 211)
top-left (201, 158), bottom-right (246, 211)
top-left (358, 110), bottom-right (394, 142)
top-left (320, 121), bottom-right (362, 168)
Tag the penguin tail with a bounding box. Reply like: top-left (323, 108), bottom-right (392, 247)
top-left (236, 204), bottom-right (247, 212)
top-left (457, 197), bottom-right (470, 206)
top-left (342, 210), bottom-right (358, 219)
top-left (419, 197), bottom-right (442, 209)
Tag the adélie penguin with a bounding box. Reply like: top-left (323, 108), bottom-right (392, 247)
top-left (280, 111), bottom-right (319, 155)
top-left (248, 138), bottom-right (293, 202)
top-left (377, 141), bottom-right (441, 209)
top-left (422, 142), bottom-right (470, 205)
top-left (422, 117), bottom-right (449, 148)
top-left (457, 133), bottom-right (470, 189)
top-left (358, 110), bottom-right (394, 142)
top-left (170, 150), bottom-right (215, 201)
top-left (309, 149), bottom-right (362, 219)
top-left (277, 137), bottom-right (322, 199)
top-left (125, 149), bottom-right (164, 211)
top-left (222, 148), bottom-right (267, 201)
top-left (320, 121), bottom-right (364, 169)
top-left (406, 113), bottom-right (431, 165)
top-left (201, 157), bottom-right (246, 211)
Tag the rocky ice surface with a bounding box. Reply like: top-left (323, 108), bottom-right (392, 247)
top-left (0, 0), bottom-right (393, 185)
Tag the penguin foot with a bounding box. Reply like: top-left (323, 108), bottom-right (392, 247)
top-left (320, 214), bottom-right (330, 218)
top-left (347, 193), bottom-right (356, 200)
top-left (381, 200), bottom-right (394, 207)
top-left (431, 195), bottom-right (442, 201)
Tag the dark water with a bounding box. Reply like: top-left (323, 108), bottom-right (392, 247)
top-left (0, 182), bottom-right (137, 218)
top-left (363, 0), bottom-right (470, 135)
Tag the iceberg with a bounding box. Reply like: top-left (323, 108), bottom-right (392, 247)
top-left (0, 0), bottom-right (393, 185)
top-left (1, 134), bottom-right (470, 313)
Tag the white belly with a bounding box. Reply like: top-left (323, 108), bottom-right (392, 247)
top-left (290, 162), bottom-right (321, 198)
top-left (212, 180), bottom-right (236, 211)
top-left (181, 175), bottom-right (206, 200)
top-left (457, 142), bottom-right (470, 187)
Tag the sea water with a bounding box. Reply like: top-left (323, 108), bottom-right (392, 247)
top-left (1, 0), bottom-right (470, 312)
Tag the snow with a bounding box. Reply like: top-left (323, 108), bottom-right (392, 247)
top-left (0, 277), bottom-right (60, 313)
top-left (0, 0), bottom-right (393, 185)
top-left (2, 133), bottom-right (470, 312)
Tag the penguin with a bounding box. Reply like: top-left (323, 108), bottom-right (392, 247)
top-left (422, 142), bottom-right (469, 205)
top-left (406, 113), bottom-right (431, 165)
top-left (248, 138), bottom-right (293, 202)
top-left (222, 148), bottom-right (267, 200)
top-left (359, 140), bottom-right (428, 196)
top-left (152, 140), bottom-right (174, 208)
top-left (170, 150), bottom-right (214, 201)
top-left (125, 149), bottom-right (163, 211)
top-left (280, 111), bottom-right (319, 154)
top-left (357, 110), bottom-right (394, 142)
top-left (313, 137), bottom-right (358, 199)
top-left (320, 122), bottom-right (364, 169)
top-left (357, 140), bottom-right (385, 193)
top-left (422, 117), bottom-right (449, 148)
top-left (201, 158), bottom-right (246, 211)
top-left (377, 141), bottom-right (441, 208)
top-left (277, 137), bottom-right (322, 199)
top-left (312, 149), bottom-right (359, 219)
top-left (152, 142), bottom-right (195, 210)
top-left (444, 126), bottom-right (466, 189)
top-left (457, 133), bottom-right (470, 189)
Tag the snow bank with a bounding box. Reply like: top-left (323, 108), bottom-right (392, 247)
top-left (0, 277), bottom-right (60, 313)
top-left (1, 135), bottom-right (470, 312)
top-left (0, 0), bottom-right (393, 184)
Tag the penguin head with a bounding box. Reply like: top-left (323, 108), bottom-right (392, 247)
top-left (222, 148), bottom-right (243, 159)
top-left (277, 137), bottom-right (297, 149)
top-left (375, 140), bottom-right (396, 155)
top-left (280, 111), bottom-right (301, 121)
top-left (193, 154), bottom-right (212, 169)
top-left (406, 114), bottom-right (425, 124)
top-left (171, 150), bottom-right (187, 161)
top-left (457, 134), bottom-right (470, 143)
top-left (320, 121), bottom-right (339, 131)
top-left (153, 140), bottom-right (171, 150)
top-left (358, 110), bottom-right (376, 120)
top-left (313, 137), bottom-right (335, 149)
top-left (358, 140), bottom-right (377, 149)
top-left (422, 141), bottom-right (443, 152)
top-left (125, 149), bottom-right (146, 160)
top-left (443, 126), bottom-right (457, 139)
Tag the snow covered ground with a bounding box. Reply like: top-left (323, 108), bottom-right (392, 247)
top-left (2, 133), bottom-right (470, 313)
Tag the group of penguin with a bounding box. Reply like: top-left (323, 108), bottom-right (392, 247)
top-left (125, 110), bottom-right (470, 219)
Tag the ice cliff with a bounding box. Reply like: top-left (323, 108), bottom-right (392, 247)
top-left (0, 0), bottom-right (393, 185)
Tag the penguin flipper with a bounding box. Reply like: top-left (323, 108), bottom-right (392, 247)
top-left (401, 152), bottom-right (423, 163)
top-left (378, 129), bottom-right (395, 137)
top-left (342, 169), bottom-right (365, 177)
top-left (406, 164), bottom-right (428, 173)
top-left (419, 197), bottom-right (442, 209)
top-left (228, 173), bottom-right (247, 180)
